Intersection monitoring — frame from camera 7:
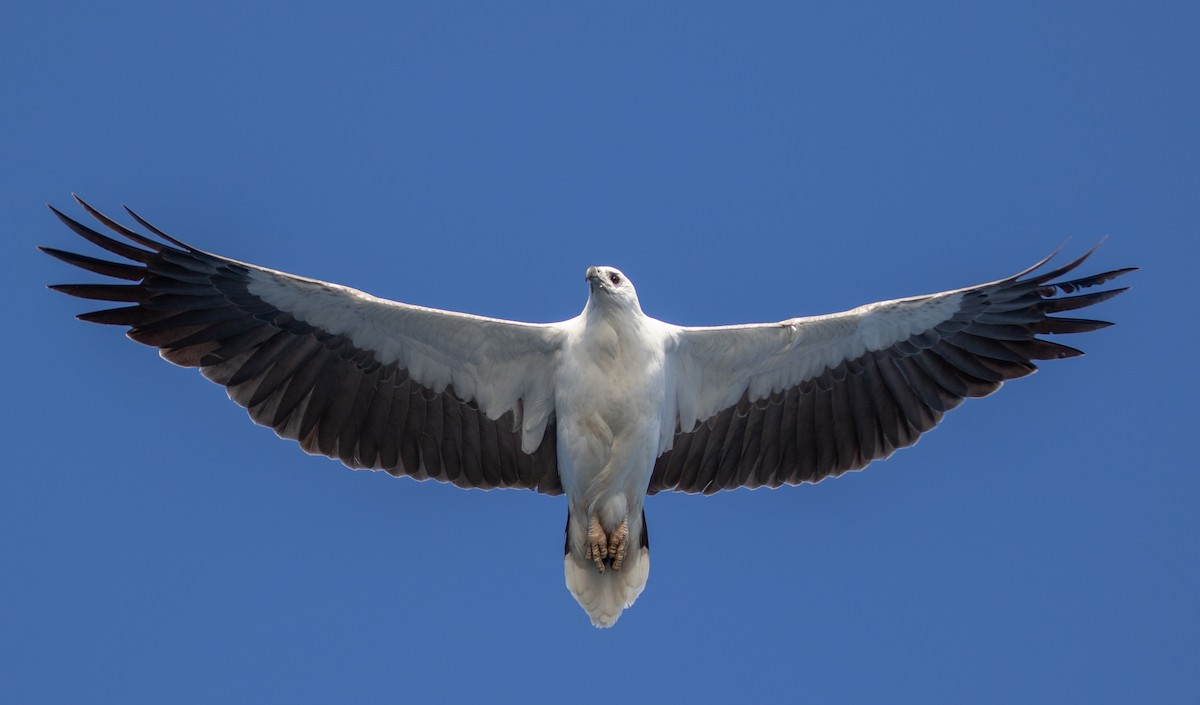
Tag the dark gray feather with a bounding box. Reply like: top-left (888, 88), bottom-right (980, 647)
top-left (43, 199), bottom-right (561, 494)
top-left (648, 247), bottom-right (1131, 494)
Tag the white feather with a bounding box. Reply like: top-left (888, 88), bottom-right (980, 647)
top-left (245, 266), bottom-right (564, 449)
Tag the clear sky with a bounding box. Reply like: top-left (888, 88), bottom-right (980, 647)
top-left (3, 2), bottom-right (1196, 703)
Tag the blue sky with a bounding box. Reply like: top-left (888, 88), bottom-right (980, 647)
top-left (3, 2), bottom-right (1197, 702)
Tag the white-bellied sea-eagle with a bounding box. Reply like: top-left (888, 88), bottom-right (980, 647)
top-left (42, 196), bottom-right (1133, 627)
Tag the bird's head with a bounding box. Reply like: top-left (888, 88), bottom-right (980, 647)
top-left (585, 265), bottom-right (642, 314)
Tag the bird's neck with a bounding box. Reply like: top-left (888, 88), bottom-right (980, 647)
top-left (578, 298), bottom-right (655, 371)
top-left (584, 296), bottom-right (644, 328)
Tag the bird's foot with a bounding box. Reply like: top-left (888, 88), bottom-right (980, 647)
top-left (585, 515), bottom-right (609, 573)
top-left (583, 515), bottom-right (629, 573)
top-left (608, 517), bottom-right (628, 571)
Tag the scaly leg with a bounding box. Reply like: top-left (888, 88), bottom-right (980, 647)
top-left (585, 514), bottom-right (608, 573)
top-left (608, 517), bottom-right (629, 571)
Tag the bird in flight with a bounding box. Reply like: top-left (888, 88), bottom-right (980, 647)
top-left (43, 196), bottom-right (1133, 627)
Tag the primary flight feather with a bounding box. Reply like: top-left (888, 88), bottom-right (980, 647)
top-left (43, 196), bottom-right (1134, 627)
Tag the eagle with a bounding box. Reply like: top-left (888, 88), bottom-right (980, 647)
top-left (42, 196), bottom-right (1133, 627)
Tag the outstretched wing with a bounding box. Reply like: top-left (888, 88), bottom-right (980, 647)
top-left (650, 247), bottom-right (1134, 495)
top-left (43, 197), bottom-right (565, 494)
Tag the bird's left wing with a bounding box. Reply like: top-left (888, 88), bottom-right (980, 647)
top-left (43, 197), bottom-right (565, 493)
top-left (650, 248), bottom-right (1133, 494)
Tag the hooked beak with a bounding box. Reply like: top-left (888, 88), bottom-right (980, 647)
top-left (586, 266), bottom-right (603, 289)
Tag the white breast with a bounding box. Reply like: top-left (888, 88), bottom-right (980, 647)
top-left (554, 312), bottom-right (669, 525)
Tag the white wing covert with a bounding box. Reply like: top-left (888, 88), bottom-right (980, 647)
top-left (43, 197), bottom-right (565, 493)
top-left (651, 248), bottom-right (1134, 494)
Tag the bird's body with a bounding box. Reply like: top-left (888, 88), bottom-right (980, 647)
top-left (559, 301), bottom-right (662, 535)
top-left (558, 270), bottom-right (668, 622)
top-left (43, 197), bottom-right (1134, 627)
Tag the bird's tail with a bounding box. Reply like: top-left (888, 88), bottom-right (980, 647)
top-left (564, 510), bottom-right (650, 628)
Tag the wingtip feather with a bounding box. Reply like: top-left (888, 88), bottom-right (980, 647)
top-left (122, 204), bottom-right (191, 249)
top-left (1008, 243), bottom-right (1066, 281)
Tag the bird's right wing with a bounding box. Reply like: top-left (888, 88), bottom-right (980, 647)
top-left (43, 197), bottom-right (565, 494)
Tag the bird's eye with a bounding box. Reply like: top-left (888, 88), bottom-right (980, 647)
top-left (609, 273), bottom-right (621, 286)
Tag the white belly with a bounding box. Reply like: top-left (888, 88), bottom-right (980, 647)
top-left (555, 315), bottom-right (667, 530)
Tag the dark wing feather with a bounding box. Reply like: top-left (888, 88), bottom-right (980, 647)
top-left (650, 248), bottom-right (1133, 494)
top-left (43, 197), bottom-right (562, 494)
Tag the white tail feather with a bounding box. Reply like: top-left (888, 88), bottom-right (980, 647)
top-left (564, 547), bottom-right (649, 628)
